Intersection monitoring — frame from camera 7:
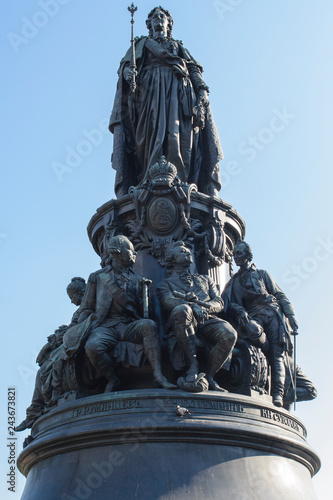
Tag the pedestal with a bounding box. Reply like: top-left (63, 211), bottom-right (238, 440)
top-left (87, 191), bottom-right (245, 292)
top-left (18, 390), bottom-right (320, 500)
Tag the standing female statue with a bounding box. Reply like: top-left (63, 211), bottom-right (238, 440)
top-left (110, 6), bottom-right (223, 197)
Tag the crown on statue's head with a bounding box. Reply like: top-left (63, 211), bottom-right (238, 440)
top-left (149, 156), bottom-right (178, 186)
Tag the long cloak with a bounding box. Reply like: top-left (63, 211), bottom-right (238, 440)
top-left (110, 36), bottom-right (223, 197)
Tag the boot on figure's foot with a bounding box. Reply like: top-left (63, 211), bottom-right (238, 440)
top-left (15, 418), bottom-right (35, 432)
top-left (104, 377), bottom-right (120, 393)
top-left (185, 365), bottom-right (199, 383)
top-left (208, 377), bottom-right (228, 393)
top-left (273, 393), bottom-right (283, 407)
top-left (153, 375), bottom-right (177, 390)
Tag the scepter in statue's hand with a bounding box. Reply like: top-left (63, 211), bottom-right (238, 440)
top-left (128, 3), bottom-right (138, 93)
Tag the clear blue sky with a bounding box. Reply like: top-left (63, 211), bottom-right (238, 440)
top-left (1, 1), bottom-right (332, 498)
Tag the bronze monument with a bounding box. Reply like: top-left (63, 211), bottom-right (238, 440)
top-left (16, 6), bottom-right (319, 500)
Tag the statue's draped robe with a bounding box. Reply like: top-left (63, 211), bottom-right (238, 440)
top-left (110, 36), bottom-right (223, 197)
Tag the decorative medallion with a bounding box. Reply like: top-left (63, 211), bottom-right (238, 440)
top-left (147, 197), bottom-right (177, 234)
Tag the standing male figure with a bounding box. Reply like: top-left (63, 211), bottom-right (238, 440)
top-left (222, 241), bottom-right (298, 407)
top-left (79, 235), bottom-right (175, 391)
top-left (157, 241), bottom-right (237, 391)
